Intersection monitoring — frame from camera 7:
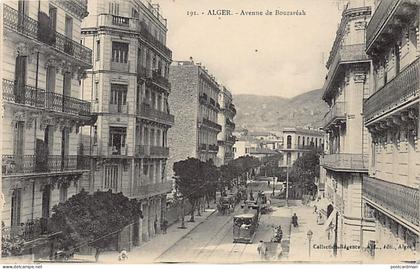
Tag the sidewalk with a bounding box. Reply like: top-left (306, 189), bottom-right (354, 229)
top-left (287, 204), bottom-right (334, 262)
top-left (96, 204), bottom-right (217, 263)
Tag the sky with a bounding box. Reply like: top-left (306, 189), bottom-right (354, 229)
top-left (154, 0), bottom-right (345, 98)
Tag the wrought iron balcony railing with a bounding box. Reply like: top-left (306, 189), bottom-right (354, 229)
top-left (139, 22), bottom-right (172, 59)
top-left (2, 79), bottom-right (92, 117)
top-left (3, 4), bottom-right (92, 66)
top-left (366, 0), bottom-right (400, 50)
top-left (201, 118), bottom-right (222, 132)
top-left (363, 176), bottom-right (419, 226)
top-left (135, 145), bottom-right (150, 157)
top-left (2, 218), bottom-right (50, 242)
top-left (150, 146), bottom-right (169, 157)
top-left (151, 70), bottom-right (171, 89)
top-left (137, 103), bottom-right (174, 125)
top-left (364, 58), bottom-right (419, 122)
top-left (323, 102), bottom-right (346, 129)
top-left (320, 153), bottom-right (368, 171)
top-left (2, 154), bottom-right (90, 175)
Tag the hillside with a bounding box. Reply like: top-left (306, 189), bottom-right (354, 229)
top-left (233, 89), bottom-right (328, 132)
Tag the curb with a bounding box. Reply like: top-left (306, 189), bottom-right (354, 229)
top-left (153, 208), bottom-right (217, 261)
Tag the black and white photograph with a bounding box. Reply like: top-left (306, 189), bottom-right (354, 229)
top-left (0, 0), bottom-right (419, 266)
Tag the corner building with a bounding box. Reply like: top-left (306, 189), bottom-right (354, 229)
top-left (362, 0), bottom-right (419, 260)
top-left (167, 60), bottom-right (222, 179)
top-left (319, 0), bottom-right (373, 255)
top-left (80, 0), bottom-right (173, 245)
top-left (2, 0), bottom-right (94, 254)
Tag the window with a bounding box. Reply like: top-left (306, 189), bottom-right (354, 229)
top-left (112, 42), bottom-right (128, 63)
top-left (287, 135), bottom-right (292, 149)
top-left (11, 189), bottom-right (22, 227)
top-left (132, 8), bottom-right (139, 18)
top-left (94, 81), bottom-right (99, 101)
top-left (109, 127), bottom-right (127, 155)
top-left (287, 153), bottom-right (291, 166)
top-left (49, 5), bottom-right (57, 30)
top-left (93, 125), bottom-right (98, 145)
top-left (109, 2), bottom-right (119, 15)
top-left (104, 165), bottom-right (119, 191)
top-left (59, 184), bottom-right (68, 203)
top-left (110, 84), bottom-right (127, 112)
top-left (64, 16), bottom-right (73, 39)
top-left (96, 40), bottom-right (100, 61)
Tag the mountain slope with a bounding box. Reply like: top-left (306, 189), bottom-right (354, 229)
top-left (233, 89), bottom-right (328, 131)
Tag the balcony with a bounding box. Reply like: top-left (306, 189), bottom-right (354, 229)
top-left (199, 93), bottom-right (208, 105)
top-left (320, 153), bottom-right (368, 172)
top-left (149, 70), bottom-right (170, 90)
top-left (3, 80), bottom-right (92, 118)
top-left (150, 146), bottom-right (169, 158)
top-left (363, 176), bottom-right (419, 227)
top-left (366, 0), bottom-right (417, 52)
top-left (364, 58), bottom-right (419, 123)
top-left (201, 118), bottom-right (222, 132)
top-left (323, 102), bottom-right (346, 129)
top-left (229, 103), bottom-right (236, 114)
top-left (208, 144), bottom-right (219, 152)
top-left (323, 44), bottom-right (370, 100)
top-left (139, 21), bottom-right (172, 59)
top-left (3, 4), bottom-right (92, 67)
top-left (2, 155), bottom-right (89, 176)
top-left (135, 145), bottom-right (150, 157)
top-left (108, 146), bottom-right (127, 157)
top-left (137, 66), bottom-right (147, 81)
top-left (1, 218), bottom-right (54, 245)
top-left (226, 119), bottom-right (236, 129)
top-left (131, 181), bottom-right (173, 199)
top-left (137, 103), bottom-right (174, 126)
top-left (112, 15), bottom-right (129, 27)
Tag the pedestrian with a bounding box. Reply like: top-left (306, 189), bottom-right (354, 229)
top-left (257, 240), bottom-right (265, 259)
top-left (118, 249), bottom-right (128, 261)
top-left (162, 219), bottom-right (168, 234)
top-left (277, 226), bottom-right (283, 242)
top-left (314, 205), bottom-right (317, 214)
top-left (154, 218), bottom-right (158, 234)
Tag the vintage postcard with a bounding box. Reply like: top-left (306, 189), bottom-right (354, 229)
top-left (0, 0), bottom-right (419, 267)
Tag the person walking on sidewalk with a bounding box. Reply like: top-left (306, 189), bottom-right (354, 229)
top-left (257, 240), bottom-right (266, 260)
top-left (161, 219), bottom-right (168, 234)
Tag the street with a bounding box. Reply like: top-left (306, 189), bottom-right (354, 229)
top-left (156, 192), bottom-right (295, 263)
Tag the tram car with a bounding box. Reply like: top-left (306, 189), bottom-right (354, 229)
top-left (232, 209), bottom-right (259, 243)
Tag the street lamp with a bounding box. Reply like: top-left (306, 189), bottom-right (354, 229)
top-left (307, 229), bottom-right (313, 258)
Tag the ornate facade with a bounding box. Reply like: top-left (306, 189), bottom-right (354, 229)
top-left (362, 0), bottom-right (419, 261)
top-left (2, 0), bottom-right (94, 253)
top-left (80, 0), bottom-right (173, 247)
top-left (319, 1), bottom-right (373, 257)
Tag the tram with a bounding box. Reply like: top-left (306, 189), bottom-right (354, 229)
top-left (232, 209), bottom-right (259, 243)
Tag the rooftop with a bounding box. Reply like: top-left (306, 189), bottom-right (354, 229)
top-left (282, 127), bottom-right (324, 136)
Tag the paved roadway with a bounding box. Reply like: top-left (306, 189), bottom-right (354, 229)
top-left (156, 182), bottom-right (295, 263)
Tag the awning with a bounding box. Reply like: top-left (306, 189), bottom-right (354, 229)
top-left (323, 208), bottom-right (336, 231)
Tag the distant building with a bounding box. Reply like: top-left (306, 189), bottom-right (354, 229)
top-left (233, 136), bottom-right (260, 159)
top-left (216, 86), bottom-right (236, 166)
top-left (167, 60), bottom-right (222, 179)
top-left (362, 0), bottom-right (419, 259)
top-left (280, 127), bottom-right (324, 167)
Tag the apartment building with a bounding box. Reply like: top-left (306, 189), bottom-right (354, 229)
top-left (280, 127), bottom-right (324, 167)
top-left (2, 0), bottom-right (94, 253)
top-left (362, 0), bottom-right (419, 260)
top-left (167, 60), bottom-right (222, 177)
top-left (80, 0), bottom-right (173, 245)
top-left (319, 1), bottom-right (373, 256)
top-left (216, 86), bottom-right (236, 166)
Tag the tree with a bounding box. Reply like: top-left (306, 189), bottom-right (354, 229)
top-left (289, 149), bottom-right (320, 197)
top-left (49, 190), bottom-right (142, 261)
top-left (202, 160), bottom-right (220, 208)
top-left (173, 158), bottom-right (206, 222)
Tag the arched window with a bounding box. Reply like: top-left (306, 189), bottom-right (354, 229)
top-left (287, 135), bottom-right (292, 149)
top-left (297, 136), bottom-right (301, 148)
